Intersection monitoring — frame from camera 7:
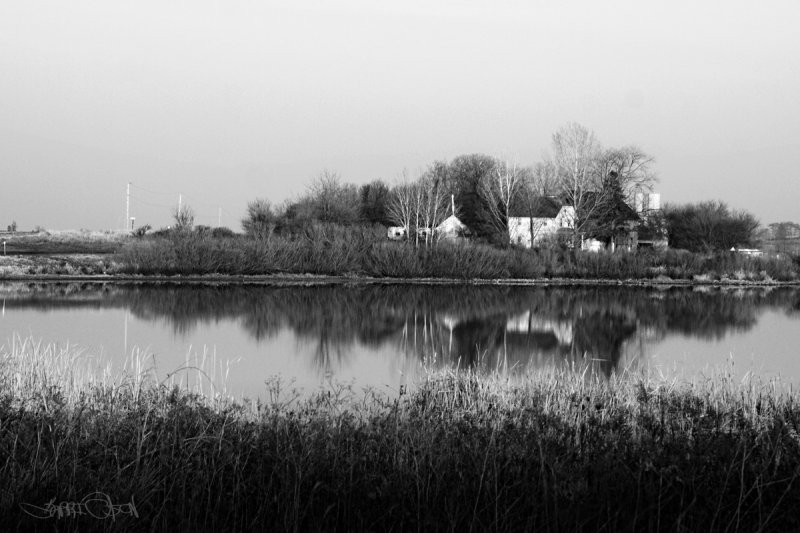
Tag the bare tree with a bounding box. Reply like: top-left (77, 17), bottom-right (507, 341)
top-left (479, 156), bottom-right (526, 243)
top-left (551, 122), bottom-right (605, 244)
top-left (386, 168), bottom-right (450, 247)
top-left (307, 169), bottom-right (359, 224)
top-left (241, 198), bottom-right (277, 240)
top-left (172, 204), bottom-right (195, 230)
top-left (417, 170), bottom-right (450, 246)
top-left (386, 171), bottom-right (416, 241)
top-left (516, 160), bottom-right (560, 245)
top-left (664, 200), bottom-right (760, 251)
top-left (595, 146), bottom-right (657, 203)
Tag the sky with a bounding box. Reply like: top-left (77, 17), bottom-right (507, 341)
top-left (1, 0), bottom-right (798, 230)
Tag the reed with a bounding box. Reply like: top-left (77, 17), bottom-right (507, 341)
top-left (2, 338), bottom-right (799, 532)
top-left (114, 230), bottom-right (800, 282)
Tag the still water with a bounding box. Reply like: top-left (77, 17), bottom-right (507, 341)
top-left (1, 282), bottom-right (799, 399)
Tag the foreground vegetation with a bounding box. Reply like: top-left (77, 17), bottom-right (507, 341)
top-left (114, 227), bottom-right (800, 282)
top-left (2, 338), bottom-right (800, 532)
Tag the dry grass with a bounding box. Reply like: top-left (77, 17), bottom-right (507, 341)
top-left (115, 230), bottom-right (800, 282)
top-left (0, 229), bottom-right (129, 255)
top-left (1, 337), bottom-right (800, 532)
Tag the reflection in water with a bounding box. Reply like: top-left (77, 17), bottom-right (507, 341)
top-left (1, 282), bottom-right (798, 380)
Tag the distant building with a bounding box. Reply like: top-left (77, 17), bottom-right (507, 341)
top-left (435, 195), bottom-right (470, 242)
top-left (436, 214), bottom-right (469, 242)
top-left (508, 196), bottom-right (575, 248)
top-left (508, 190), bottom-right (669, 252)
top-left (634, 192), bottom-right (661, 217)
top-left (633, 191), bottom-right (668, 249)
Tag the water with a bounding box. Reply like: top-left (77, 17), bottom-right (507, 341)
top-left (2, 281), bottom-right (799, 399)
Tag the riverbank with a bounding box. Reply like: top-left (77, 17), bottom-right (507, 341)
top-left (2, 252), bottom-right (800, 287)
top-left (2, 338), bottom-right (799, 532)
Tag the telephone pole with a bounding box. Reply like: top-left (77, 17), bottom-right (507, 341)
top-left (126, 182), bottom-right (131, 231)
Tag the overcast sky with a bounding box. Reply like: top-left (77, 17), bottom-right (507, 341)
top-left (1, 0), bottom-right (798, 230)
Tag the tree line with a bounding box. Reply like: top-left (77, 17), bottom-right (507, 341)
top-left (239, 122), bottom-right (762, 253)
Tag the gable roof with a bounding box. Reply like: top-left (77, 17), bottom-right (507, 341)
top-left (436, 214), bottom-right (468, 233)
top-left (508, 196), bottom-right (566, 218)
top-left (508, 193), bottom-right (640, 222)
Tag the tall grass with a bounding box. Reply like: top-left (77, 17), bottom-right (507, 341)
top-left (115, 228), bottom-right (800, 281)
top-left (2, 337), bottom-right (800, 532)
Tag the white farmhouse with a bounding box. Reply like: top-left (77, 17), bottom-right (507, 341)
top-left (508, 197), bottom-right (575, 248)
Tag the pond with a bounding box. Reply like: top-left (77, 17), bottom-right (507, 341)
top-left (2, 281), bottom-right (799, 399)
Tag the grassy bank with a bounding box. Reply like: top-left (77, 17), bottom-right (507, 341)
top-left (2, 339), bottom-right (799, 532)
top-left (0, 229), bottom-right (128, 255)
top-left (114, 229), bottom-right (800, 282)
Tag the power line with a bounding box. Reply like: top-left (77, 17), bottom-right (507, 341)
top-left (129, 182), bottom-right (180, 197)
top-left (129, 195), bottom-right (176, 209)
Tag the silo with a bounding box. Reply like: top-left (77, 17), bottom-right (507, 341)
top-left (649, 193), bottom-right (660, 211)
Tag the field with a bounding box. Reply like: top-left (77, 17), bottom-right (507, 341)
top-left (1, 338), bottom-right (799, 532)
top-left (0, 229), bottom-right (129, 255)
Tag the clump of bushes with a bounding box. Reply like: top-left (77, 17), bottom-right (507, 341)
top-left (114, 224), bottom-right (800, 281)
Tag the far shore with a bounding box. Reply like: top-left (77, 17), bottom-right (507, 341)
top-left (1, 254), bottom-right (799, 287)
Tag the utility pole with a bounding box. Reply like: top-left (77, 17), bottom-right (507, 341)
top-left (126, 182), bottom-right (130, 231)
top-left (178, 194), bottom-right (182, 213)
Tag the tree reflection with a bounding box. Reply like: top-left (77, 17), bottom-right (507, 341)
top-left (2, 282), bottom-right (799, 377)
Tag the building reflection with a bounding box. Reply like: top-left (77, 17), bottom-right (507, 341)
top-left (1, 282), bottom-right (797, 378)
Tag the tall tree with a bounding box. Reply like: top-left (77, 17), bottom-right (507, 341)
top-left (306, 170), bottom-right (360, 224)
top-left (587, 171), bottom-right (639, 247)
top-left (595, 146), bottom-right (657, 203)
top-left (664, 200), bottom-right (760, 252)
top-left (446, 154), bottom-right (499, 242)
top-left (417, 168), bottom-right (450, 246)
top-left (551, 122), bottom-right (605, 244)
top-left (386, 171), bottom-right (416, 239)
top-left (358, 180), bottom-right (391, 225)
top-left (480, 157), bottom-right (526, 243)
top-left (513, 161), bottom-right (561, 245)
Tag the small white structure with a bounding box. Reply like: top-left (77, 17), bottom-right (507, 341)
top-left (508, 197), bottom-right (575, 248)
top-left (436, 195), bottom-right (469, 242)
top-left (731, 247), bottom-right (764, 257)
top-left (634, 190), bottom-right (669, 249)
top-left (581, 238), bottom-right (604, 253)
top-left (387, 226), bottom-right (407, 240)
top-left (634, 192), bottom-right (661, 215)
top-left (436, 214), bottom-right (468, 242)
top-left (417, 227), bottom-right (433, 239)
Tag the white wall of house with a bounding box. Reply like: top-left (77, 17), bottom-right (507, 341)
top-left (436, 215), bottom-right (467, 242)
top-left (508, 206), bottom-right (575, 248)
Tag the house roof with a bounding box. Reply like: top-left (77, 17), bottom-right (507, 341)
top-left (508, 193), bottom-right (640, 222)
top-left (580, 191), bottom-right (640, 222)
top-left (508, 196), bottom-right (565, 218)
top-left (436, 214), bottom-right (467, 233)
